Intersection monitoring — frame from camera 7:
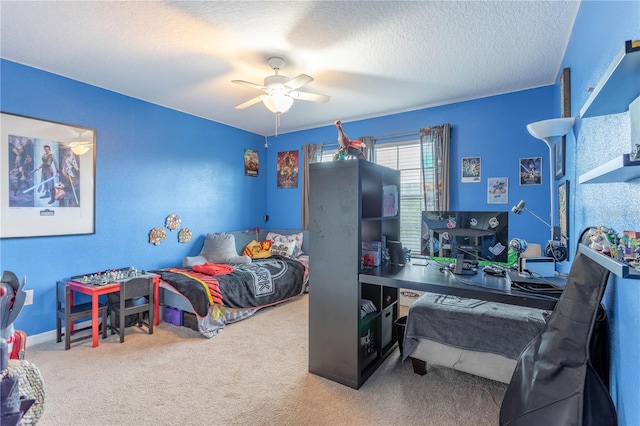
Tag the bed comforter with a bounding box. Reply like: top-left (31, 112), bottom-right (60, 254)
top-left (155, 256), bottom-right (305, 318)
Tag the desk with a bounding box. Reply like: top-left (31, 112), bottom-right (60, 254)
top-left (359, 261), bottom-right (564, 310)
top-left (66, 274), bottom-right (160, 348)
top-left (360, 261), bottom-right (563, 384)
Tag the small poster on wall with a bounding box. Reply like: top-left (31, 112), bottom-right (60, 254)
top-left (244, 149), bottom-right (258, 177)
top-left (519, 157), bottom-right (542, 186)
top-left (487, 177), bottom-right (508, 204)
top-left (277, 150), bottom-right (299, 189)
top-left (461, 157), bottom-right (481, 182)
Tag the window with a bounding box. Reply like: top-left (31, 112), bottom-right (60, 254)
top-left (319, 140), bottom-right (430, 254)
top-left (320, 145), bottom-right (337, 162)
top-left (375, 141), bottom-right (426, 253)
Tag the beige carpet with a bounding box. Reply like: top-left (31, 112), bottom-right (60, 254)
top-left (25, 294), bottom-right (506, 425)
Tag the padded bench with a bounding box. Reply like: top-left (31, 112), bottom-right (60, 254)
top-left (402, 292), bottom-right (550, 384)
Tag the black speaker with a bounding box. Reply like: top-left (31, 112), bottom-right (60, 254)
top-left (388, 240), bottom-right (404, 265)
top-left (545, 240), bottom-right (568, 262)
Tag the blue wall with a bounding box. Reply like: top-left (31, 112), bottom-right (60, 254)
top-left (561, 2), bottom-right (640, 425)
top-left (1, 60), bottom-right (556, 333)
top-left (1, 60), bottom-right (268, 335)
top-left (267, 88), bottom-right (556, 246)
top-left (1, 2), bottom-right (638, 422)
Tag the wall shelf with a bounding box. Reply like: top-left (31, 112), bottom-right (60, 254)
top-left (578, 40), bottom-right (640, 184)
top-left (578, 243), bottom-right (640, 279)
top-left (580, 40), bottom-right (640, 118)
top-left (578, 154), bottom-right (640, 183)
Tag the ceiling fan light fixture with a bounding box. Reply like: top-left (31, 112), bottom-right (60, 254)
top-left (70, 142), bottom-right (90, 156)
top-left (263, 93), bottom-right (293, 114)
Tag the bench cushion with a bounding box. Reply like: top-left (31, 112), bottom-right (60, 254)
top-left (403, 293), bottom-right (549, 361)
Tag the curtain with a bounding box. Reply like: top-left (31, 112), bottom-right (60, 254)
top-left (301, 143), bottom-right (323, 230)
top-left (359, 136), bottom-right (376, 162)
top-left (420, 124), bottom-right (451, 211)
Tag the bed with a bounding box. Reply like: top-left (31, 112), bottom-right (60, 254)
top-left (154, 229), bottom-right (309, 337)
top-left (402, 292), bottom-right (549, 384)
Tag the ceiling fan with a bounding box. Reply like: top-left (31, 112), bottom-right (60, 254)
top-left (232, 57), bottom-right (330, 114)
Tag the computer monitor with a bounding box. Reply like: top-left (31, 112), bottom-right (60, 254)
top-left (421, 210), bottom-right (509, 264)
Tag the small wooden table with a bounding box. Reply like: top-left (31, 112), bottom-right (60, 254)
top-left (66, 274), bottom-right (160, 348)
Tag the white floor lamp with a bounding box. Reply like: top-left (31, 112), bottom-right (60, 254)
top-left (523, 117), bottom-right (575, 261)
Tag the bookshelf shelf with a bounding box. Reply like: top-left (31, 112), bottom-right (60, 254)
top-left (579, 40), bottom-right (640, 185)
top-left (578, 243), bottom-right (640, 280)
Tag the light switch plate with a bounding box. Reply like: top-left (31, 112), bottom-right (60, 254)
top-left (24, 289), bottom-right (33, 305)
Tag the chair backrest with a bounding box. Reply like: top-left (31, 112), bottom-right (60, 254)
top-left (500, 233), bottom-right (617, 425)
top-left (56, 281), bottom-right (70, 310)
top-left (120, 277), bottom-right (153, 301)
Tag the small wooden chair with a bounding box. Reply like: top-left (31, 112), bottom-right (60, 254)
top-left (108, 277), bottom-right (154, 343)
top-left (56, 281), bottom-right (108, 350)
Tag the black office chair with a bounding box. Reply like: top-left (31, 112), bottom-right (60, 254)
top-left (108, 277), bottom-right (154, 343)
top-left (56, 281), bottom-right (108, 350)
top-left (500, 228), bottom-right (617, 426)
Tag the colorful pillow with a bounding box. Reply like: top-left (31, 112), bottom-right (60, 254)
top-left (266, 232), bottom-right (304, 257)
top-left (270, 238), bottom-right (296, 257)
top-left (243, 240), bottom-right (272, 259)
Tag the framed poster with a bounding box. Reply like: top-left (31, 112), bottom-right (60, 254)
top-left (461, 157), bottom-right (481, 183)
top-left (277, 150), bottom-right (298, 189)
top-left (1, 112), bottom-right (96, 238)
top-left (244, 149), bottom-right (258, 177)
top-left (519, 157), bottom-right (542, 186)
top-left (555, 137), bottom-right (566, 179)
top-left (487, 177), bottom-right (508, 204)
top-left (558, 180), bottom-right (569, 247)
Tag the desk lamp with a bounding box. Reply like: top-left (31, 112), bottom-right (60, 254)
top-left (518, 117), bottom-right (575, 261)
top-left (511, 200), bottom-right (567, 261)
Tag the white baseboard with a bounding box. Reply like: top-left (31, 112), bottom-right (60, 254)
top-left (26, 329), bottom-right (58, 347)
top-left (25, 320), bottom-right (93, 348)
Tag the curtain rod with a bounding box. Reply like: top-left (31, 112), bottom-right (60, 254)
top-left (320, 129), bottom-right (419, 147)
top-left (373, 130), bottom-right (419, 141)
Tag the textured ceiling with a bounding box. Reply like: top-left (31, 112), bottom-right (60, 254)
top-left (0, 1), bottom-right (580, 136)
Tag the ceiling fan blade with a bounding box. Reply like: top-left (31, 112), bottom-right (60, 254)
top-left (232, 80), bottom-right (266, 91)
top-left (284, 74), bottom-right (314, 91)
top-left (235, 96), bottom-right (263, 110)
top-left (289, 91), bottom-right (330, 103)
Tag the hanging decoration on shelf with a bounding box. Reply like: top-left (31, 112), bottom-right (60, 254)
top-left (149, 228), bottom-right (166, 245)
top-left (333, 120), bottom-right (366, 161)
top-left (165, 214), bottom-right (181, 230)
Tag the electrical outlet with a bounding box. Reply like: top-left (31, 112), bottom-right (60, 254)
top-left (24, 289), bottom-right (33, 305)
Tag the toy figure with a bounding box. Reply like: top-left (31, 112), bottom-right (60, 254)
top-left (1, 271), bottom-right (34, 425)
top-left (587, 226), bottom-right (616, 255)
top-left (333, 120), bottom-right (366, 160)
